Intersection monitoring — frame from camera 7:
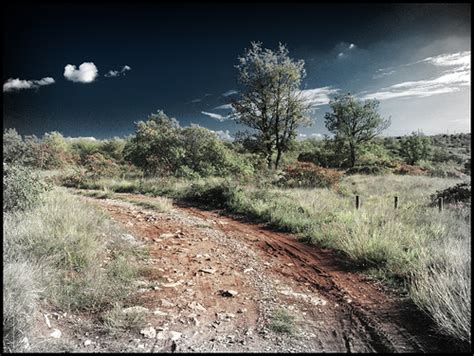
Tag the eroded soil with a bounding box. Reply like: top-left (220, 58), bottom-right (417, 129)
top-left (34, 190), bottom-right (463, 353)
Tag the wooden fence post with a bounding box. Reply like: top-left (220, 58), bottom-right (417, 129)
top-left (355, 195), bottom-right (360, 209)
top-left (438, 197), bottom-right (444, 212)
top-left (394, 196), bottom-right (399, 209)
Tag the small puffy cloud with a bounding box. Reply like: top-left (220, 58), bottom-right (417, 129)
top-left (105, 65), bottom-right (132, 78)
top-left (222, 89), bottom-right (238, 97)
top-left (311, 133), bottom-right (323, 139)
top-left (3, 77), bottom-right (55, 92)
top-left (64, 62), bottom-right (98, 83)
top-left (190, 98), bottom-right (201, 103)
top-left (349, 43), bottom-right (356, 49)
top-left (337, 52), bottom-right (344, 58)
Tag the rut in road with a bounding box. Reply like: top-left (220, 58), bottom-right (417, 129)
top-left (78, 190), bottom-right (458, 353)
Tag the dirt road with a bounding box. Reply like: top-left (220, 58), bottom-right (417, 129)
top-left (63, 190), bottom-right (460, 353)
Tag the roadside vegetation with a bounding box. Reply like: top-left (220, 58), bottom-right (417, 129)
top-left (3, 42), bottom-right (471, 348)
top-left (3, 164), bottom-right (144, 352)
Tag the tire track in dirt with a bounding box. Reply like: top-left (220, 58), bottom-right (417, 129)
top-left (176, 203), bottom-right (459, 353)
top-left (74, 190), bottom-right (461, 353)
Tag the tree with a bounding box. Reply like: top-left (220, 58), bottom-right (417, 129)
top-left (399, 131), bottom-right (431, 165)
top-left (124, 110), bottom-right (184, 176)
top-left (324, 93), bottom-right (390, 168)
top-left (232, 42), bottom-right (311, 170)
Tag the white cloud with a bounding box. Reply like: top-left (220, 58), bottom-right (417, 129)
top-left (337, 52), bottom-right (344, 58)
top-left (64, 62), bottom-right (98, 83)
top-left (214, 103), bottom-right (233, 110)
top-left (65, 136), bottom-right (97, 141)
top-left (311, 133), bottom-right (323, 138)
top-left (212, 129), bottom-right (234, 141)
top-left (190, 99), bottom-right (201, 103)
top-left (222, 89), bottom-right (238, 97)
top-left (363, 51), bottom-right (471, 101)
top-left (299, 86), bottom-right (340, 107)
top-left (373, 69), bottom-right (396, 79)
top-left (3, 77), bottom-right (55, 92)
top-left (349, 43), bottom-right (356, 49)
top-left (104, 65), bottom-right (132, 78)
top-left (201, 111), bottom-right (229, 121)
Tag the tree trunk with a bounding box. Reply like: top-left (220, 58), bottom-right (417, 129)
top-left (275, 149), bottom-right (282, 170)
top-left (349, 144), bottom-right (356, 168)
top-left (266, 142), bottom-right (273, 169)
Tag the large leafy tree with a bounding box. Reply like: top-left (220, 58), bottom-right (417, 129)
top-left (232, 42), bottom-right (311, 169)
top-left (324, 93), bottom-right (390, 168)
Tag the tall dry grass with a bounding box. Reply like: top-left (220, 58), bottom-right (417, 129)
top-left (3, 188), bottom-right (142, 351)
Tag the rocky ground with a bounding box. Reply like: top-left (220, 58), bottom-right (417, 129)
top-left (30, 190), bottom-right (462, 353)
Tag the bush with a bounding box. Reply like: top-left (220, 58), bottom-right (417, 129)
top-left (3, 128), bottom-right (30, 165)
top-left (3, 164), bottom-right (49, 212)
top-left (183, 179), bottom-right (238, 208)
top-left (101, 302), bottom-right (147, 336)
top-left (430, 182), bottom-right (471, 207)
top-left (426, 162), bottom-right (466, 178)
top-left (346, 165), bottom-right (389, 175)
top-left (392, 163), bottom-right (427, 176)
top-left (83, 152), bottom-right (120, 178)
top-left (268, 308), bottom-right (295, 334)
top-left (277, 162), bottom-right (343, 188)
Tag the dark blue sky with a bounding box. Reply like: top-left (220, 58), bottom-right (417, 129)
top-left (3, 3), bottom-right (471, 139)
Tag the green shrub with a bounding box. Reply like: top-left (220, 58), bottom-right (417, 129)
top-left (3, 128), bottom-right (30, 165)
top-left (3, 164), bottom-right (49, 212)
top-left (268, 308), bottom-right (295, 334)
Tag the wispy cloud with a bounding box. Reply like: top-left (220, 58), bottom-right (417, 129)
top-left (190, 98), bottom-right (202, 103)
top-left (364, 51), bottom-right (470, 101)
top-left (373, 70), bottom-right (396, 79)
top-left (104, 65), bottom-right (132, 78)
top-left (213, 103), bottom-right (233, 110)
top-left (300, 86), bottom-right (340, 107)
top-left (201, 111), bottom-right (231, 121)
top-left (336, 42), bottom-right (357, 59)
top-left (3, 77), bottom-right (55, 92)
top-left (222, 89), bottom-right (238, 97)
top-left (64, 62), bottom-right (98, 83)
